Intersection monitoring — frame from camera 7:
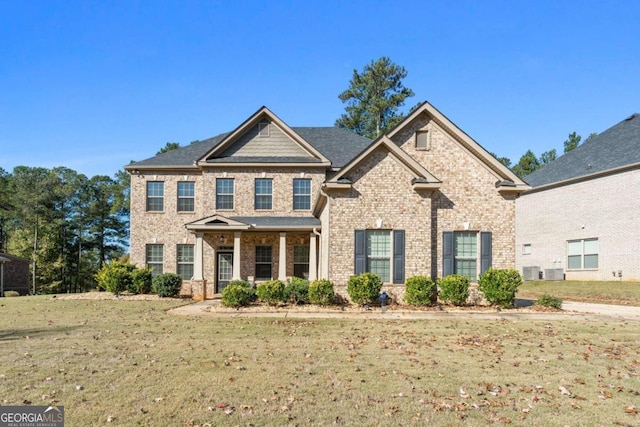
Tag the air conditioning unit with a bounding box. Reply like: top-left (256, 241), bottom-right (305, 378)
top-left (545, 269), bottom-right (564, 281)
top-left (522, 266), bottom-right (540, 281)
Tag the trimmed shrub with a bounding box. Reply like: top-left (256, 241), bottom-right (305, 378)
top-left (536, 294), bottom-right (563, 309)
top-left (256, 279), bottom-right (286, 305)
top-left (4, 290), bottom-right (20, 297)
top-left (347, 272), bottom-right (383, 305)
top-left (308, 279), bottom-right (335, 306)
top-left (152, 273), bottom-right (183, 298)
top-left (129, 268), bottom-right (153, 295)
top-left (221, 282), bottom-right (256, 308)
top-left (95, 261), bottom-right (133, 295)
top-left (284, 277), bottom-right (310, 305)
top-left (478, 268), bottom-right (523, 308)
top-left (404, 275), bottom-right (437, 306)
top-left (438, 274), bottom-right (470, 306)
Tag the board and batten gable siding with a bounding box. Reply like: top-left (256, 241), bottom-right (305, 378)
top-left (326, 146), bottom-right (433, 289)
top-left (390, 112), bottom-right (517, 276)
top-left (219, 120), bottom-right (313, 158)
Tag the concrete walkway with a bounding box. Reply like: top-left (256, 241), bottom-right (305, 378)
top-left (169, 299), bottom-right (640, 322)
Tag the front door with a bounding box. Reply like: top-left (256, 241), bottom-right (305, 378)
top-left (216, 252), bottom-right (233, 293)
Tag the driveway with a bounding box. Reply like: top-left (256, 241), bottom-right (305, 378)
top-left (169, 299), bottom-right (640, 322)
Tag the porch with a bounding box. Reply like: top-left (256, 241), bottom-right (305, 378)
top-left (184, 215), bottom-right (321, 299)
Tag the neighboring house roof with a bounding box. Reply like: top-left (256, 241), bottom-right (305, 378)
top-left (0, 252), bottom-right (31, 263)
top-left (126, 107), bottom-right (372, 171)
top-left (524, 113), bottom-right (640, 188)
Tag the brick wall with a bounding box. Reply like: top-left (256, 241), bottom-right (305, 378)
top-left (326, 113), bottom-right (517, 294)
top-left (516, 169), bottom-right (640, 281)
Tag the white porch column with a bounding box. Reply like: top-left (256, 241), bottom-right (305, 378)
top-left (308, 232), bottom-right (317, 281)
top-left (278, 232), bottom-right (287, 280)
top-left (193, 233), bottom-right (204, 280)
top-left (232, 232), bottom-right (241, 280)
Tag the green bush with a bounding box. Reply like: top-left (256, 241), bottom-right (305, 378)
top-left (438, 274), bottom-right (470, 306)
top-left (95, 261), bottom-right (133, 295)
top-left (536, 294), bottom-right (563, 309)
top-left (221, 281), bottom-right (256, 308)
top-left (404, 275), bottom-right (437, 306)
top-left (284, 277), bottom-right (309, 305)
top-left (347, 272), bottom-right (383, 305)
top-left (129, 268), bottom-right (153, 294)
top-left (478, 268), bottom-right (523, 308)
top-left (308, 279), bottom-right (335, 305)
top-left (152, 273), bottom-right (183, 298)
top-left (4, 290), bottom-right (20, 297)
top-left (256, 279), bottom-right (286, 305)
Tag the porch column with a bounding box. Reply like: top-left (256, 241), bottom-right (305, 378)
top-left (278, 232), bottom-right (287, 280)
top-left (232, 232), bottom-right (241, 280)
top-left (193, 233), bottom-right (204, 281)
top-left (308, 232), bottom-right (317, 281)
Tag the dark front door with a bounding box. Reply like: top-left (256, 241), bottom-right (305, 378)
top-left (216, 252), bottom-right (233, 293)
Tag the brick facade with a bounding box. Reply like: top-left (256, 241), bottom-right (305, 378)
top-left (516, 169), bottom-right (640, 281)
top-left (128, 104), bottom-right (526, 299)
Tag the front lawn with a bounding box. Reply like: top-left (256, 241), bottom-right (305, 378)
top-left (518, 280), bottom-right (640, 306)
top-left (1, 295), bottom-right (639, 426)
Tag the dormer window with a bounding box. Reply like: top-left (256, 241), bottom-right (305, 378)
top-left (415, 130), bottom-right (430, 150)
top-left (258, 122), bottom-right (270, 137)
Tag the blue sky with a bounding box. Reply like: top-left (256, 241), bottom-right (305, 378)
top-left (1, 0), bottom-right (638, 178)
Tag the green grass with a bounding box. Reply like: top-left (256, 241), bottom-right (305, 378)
top-left (1, 296), bottom-right (639, 426)
top-left (518, 280), bottom-right (640, 306)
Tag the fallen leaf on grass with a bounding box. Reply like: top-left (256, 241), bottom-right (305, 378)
top-left (624, 406), bottom-right (637, 415)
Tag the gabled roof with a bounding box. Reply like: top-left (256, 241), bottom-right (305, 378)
top-left (524, 113), bottom-right (640, 188)
top-left (124, 110), bottom-right (372, 172)
top-left (198, 106), bottom-right (331, 167)
top-left (185, 214), bottom-right (320, 232)
top-left (389, 101), bottom-right (529, 191)
top-left (324, 136), bottom-right (442, 191)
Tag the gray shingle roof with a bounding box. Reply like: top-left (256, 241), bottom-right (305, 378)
top-left (524, 113), bottom-right (640, 187)
top-left (231, 216), bottom-right (321, 228)
top-left (128, 127), bottom-right (372, 170)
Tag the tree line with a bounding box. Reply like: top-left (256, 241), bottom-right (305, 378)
top-left (0, 166), bottom-right (129, 294)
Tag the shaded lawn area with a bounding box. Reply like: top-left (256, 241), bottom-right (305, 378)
top-left (518, 280), bottom-right (640, 306)
top-left (1, 296), bottom-right (639, 426)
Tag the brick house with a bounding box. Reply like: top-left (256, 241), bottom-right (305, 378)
top-left (0, 252), bottom-right (31, 296)
top-left (516, 113), bottom-right (640, 281)
top-left (126, 103), bottom-right (528, 299)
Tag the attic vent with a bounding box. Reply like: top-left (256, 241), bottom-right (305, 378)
top-left (415, 130), bottom-right (430, 150)
top-left (258, 122), bottom-right (270, 137)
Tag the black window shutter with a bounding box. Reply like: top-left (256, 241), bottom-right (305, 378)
top-left (480, 231), bottom-right (492, 274)
top-left (393, 230), bottom-right (405, 284)
top-left (442, 232), bottom-right (454, 277)
top-left (354, 230), bottom-right (365, 275)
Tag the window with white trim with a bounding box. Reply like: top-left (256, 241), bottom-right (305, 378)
top-left (177, 244), bottom-right (194, 280)
top-left (293, 178), bottom-right (311, 210)
top-left (146, 182), bottom-right (164, 211)
top-left (293, 245), bottom-right (309, 279)
top-left (255, 245), bottom-right (272, 280)
top-left (177, 182), bottom-right (195, 212)
top-left (567, 238), bottom-right (598, 269)
top-left (146, 244), bottom-right (163, 275)
top-left (455, 232), bottom-right (478, 281)
top-left (216, 178), bottom-right (234, 210)
top-left (367, 230), bottom-right (391, 283)
top-left (255, 179), bottom-right (273, 210)
top-left (522, 244), bottom-right (532, 255)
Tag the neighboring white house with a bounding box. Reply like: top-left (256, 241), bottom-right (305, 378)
top-left (516, 113), bottom-right (640, 281)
